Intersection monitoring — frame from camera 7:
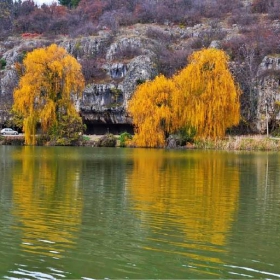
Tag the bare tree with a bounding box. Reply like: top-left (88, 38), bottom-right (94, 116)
top-left (232, 44), bottom-right (258, 123)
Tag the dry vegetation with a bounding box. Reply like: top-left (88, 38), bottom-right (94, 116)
top-left (2, 0), bottom-right (279, 85)
top-left (2, 0), bottom-right (280, 141)
top-left (2, 0), bottom-right (280, 81)
top-left (194, 135), bottom-right (280, 151)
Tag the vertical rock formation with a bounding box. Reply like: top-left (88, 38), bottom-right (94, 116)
top-left (256, 56), bottom-right (280, 133)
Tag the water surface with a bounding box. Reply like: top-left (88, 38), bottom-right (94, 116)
top-left (0, 146), bottom-right (280, 279)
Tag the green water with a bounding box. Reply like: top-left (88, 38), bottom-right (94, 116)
top-left (0, 146), bottom-right (280, 279)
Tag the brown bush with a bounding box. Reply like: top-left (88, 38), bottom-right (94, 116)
top-left (251, 0), bottom-right (271, 13)
top-left (156, 48), bottom-right (190, 77)
top-left (146, 27), bottom-right (172, 44)
top-left (111, 45), bottom-right (142, 61)
top-left (80, 57), bottom-right (107, 83)
top-left (96, 134), bottom-right (117, 147)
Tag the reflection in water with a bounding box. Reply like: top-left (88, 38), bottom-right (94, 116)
top-left (12, 147), bottom-right (83, 259)
top-left (127, 149), bottom-right (240, 270)
top-left (1, 147), bottom-right (279, 279)
top-left (230, 152), bottom-right (280, 279)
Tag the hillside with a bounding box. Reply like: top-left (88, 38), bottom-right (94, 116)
top-left (1, 0), bottom-right (280, 134)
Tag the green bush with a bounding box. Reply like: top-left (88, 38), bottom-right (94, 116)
top-left (119, 132), bottom-right (132, 147)
top-left (36, 134), bottom-right (50, 146)
top-left (136, 79), bottom-right (146, 85)
top-left (83, 135), bottom-right (91, 141)
top-left (176, 127), bottom-right (196, 145)
top-left (49, 115), bottom-right (85, 146)
top-left (271, 126), bottom-right (280, 137)
top-left (0, 58), bottom-right (7, 70)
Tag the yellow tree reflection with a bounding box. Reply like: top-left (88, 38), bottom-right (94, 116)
top-left (127, 149), bottom-right (240, 264)
top-left (12, 147), bottom-right (83, 258)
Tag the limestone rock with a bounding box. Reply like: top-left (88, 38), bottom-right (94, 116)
top-left (59, 34), bottom-right (112, 58)
top-left (110, 63), bottom-right (127, 79)
top-left (255, 56), bottom-right (280, 133)
top-left (105, 36), bottom-right (154, 61)
top-left (209, 40), bottom-right (221, 49)
top-left (80, 54), bottom-right (157, 124)
top-left (122, 55), bottom-right (157, 104)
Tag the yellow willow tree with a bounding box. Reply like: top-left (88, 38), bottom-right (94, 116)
top-left (172, 48), bottom-right (241, 140)
top-left (13, 44), bottom-right (85, 145)
top-left (128, 75), bottom-right (175, 147)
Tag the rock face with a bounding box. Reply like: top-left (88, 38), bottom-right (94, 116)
top-left (60, 32), bottom-right (112, 59)
top-left (80, 54), bottom-right (156, 124)
top-left (80, 55), bottom-right (156, 118)
top-left (63, 33), bottom-right (158, 133)
top-left (2, 23), bottom-right (277, 135)
top-left (0, 29), bottom-right (158, 132)
top-left (79, 36), bottom-right (157, 133)
top-left (256, 56), bottom-right (280, 133)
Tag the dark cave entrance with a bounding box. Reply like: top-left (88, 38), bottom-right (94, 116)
top-left (84, 122), bottom-right (134, 135)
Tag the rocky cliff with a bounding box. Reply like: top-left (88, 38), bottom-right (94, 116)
top-left (0, 25), bottom-right (161, 133)
top-left (1, 21), bottom-right (280, 134)
top-left (256, 56), bottom-right (280, 133)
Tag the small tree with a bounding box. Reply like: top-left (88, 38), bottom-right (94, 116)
top-left (13, 44), bottom-right (85, 145)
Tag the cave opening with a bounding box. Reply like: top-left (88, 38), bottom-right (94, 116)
top-left (84, 122), bottom-right (134, 135)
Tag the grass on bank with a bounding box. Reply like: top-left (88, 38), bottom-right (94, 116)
top-left (1, 134), bottom-right (280, 150)
top-left (194, 135), bottom-right (280, 151)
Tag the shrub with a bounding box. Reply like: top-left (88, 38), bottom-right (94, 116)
top-left (0, 58), bottom-right (6, 70)
top-left (96, 133), bottom-right (117, 147)
top-left (111, 45), bottom-right (142, 60)
top-left (119, 132), bottom-right (132, 147)
top-left (146, 27), bottom-right (172, 44)
top-left (50, 115), bottom-right (85, 146)
top-left (156, 48), bottom-right (190, 77)
top-left (36, 134), bottom-right (50, 146)
top-left (1, 136), bottom-right (25, 146)
top-left (83, 135), bottom-right (91, 141)
top-left (81, 57), bottom-right (107, 83)
top-left (136, 79), bottom-right (146, 85)
top-left (98, 10), bottom-right (120, 34)
top-left (197, 28), bottom-right (227, 48)
top-left (251, 0), bottom-right (270, 13)
top-left (267, 2), bottom-right (280, 20)
top-left (166, 128), bottom-right (195, 148)
top-left (178, 127), bottom-right (196, 144)
top-left (228, 13), bottom-right (258, 26)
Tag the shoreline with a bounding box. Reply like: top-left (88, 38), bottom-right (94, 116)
top-left (193, 135), bottom-right (280, 151)
top-left (1, 134), bottom-right (280, 151)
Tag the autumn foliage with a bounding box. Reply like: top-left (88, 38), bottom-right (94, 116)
top-left (13, 44), bottom-right (85, 145)
top-left (128, 75), bottom-right (175, 148)
top-left (128, 149), bottom-right (240, 246)
top-left (172, 48), bottom-right (241, 140)
top-left (128, 49), bottom-right (241, 147)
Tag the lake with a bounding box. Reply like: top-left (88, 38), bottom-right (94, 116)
top-left (0, 146), bottom-right (280, 279)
